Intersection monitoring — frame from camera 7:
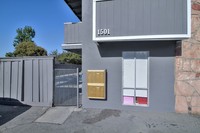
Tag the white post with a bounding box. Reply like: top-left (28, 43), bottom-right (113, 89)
top-left (76, 68), bottom-right (79, 108)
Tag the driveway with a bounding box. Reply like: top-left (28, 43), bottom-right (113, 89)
top-left (0, 105), bottom-right (30, 126)
top-left (0, 106), bottom-right (200, 133)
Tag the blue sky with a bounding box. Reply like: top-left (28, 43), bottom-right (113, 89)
top-left (0, 0), bottom-right (79, 57)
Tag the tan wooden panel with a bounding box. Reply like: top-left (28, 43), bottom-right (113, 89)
top-left (87, 70), bottom-right (105, 84)
top-left (87, 70), bottom-right (106, 99)
top-left (88, 85), bottom-right (105, 99)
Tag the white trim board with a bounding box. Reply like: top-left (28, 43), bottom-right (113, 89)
top-left (61, 44), bottom-right (82, 50)
top-left (92, 0), bottom-right (191, 42)
top-left (62, 44), bottom-right (82, 47)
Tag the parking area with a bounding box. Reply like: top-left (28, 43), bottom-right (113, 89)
top-left (0, 104), bottom-right (31, 126)
top-left (0, 105), bottom-right (200, 133)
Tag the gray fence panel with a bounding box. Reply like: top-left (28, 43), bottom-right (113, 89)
top-left (4, 62), bottom-right (11, 98)
top-left (0, 62), bottom-right (3, 97)
top-left (33, 59), bottom-right (39, 102)
top-left (39, 59), bottom-right (43, 102)
top-left (17, 61), bottom-right (22, 100)
top-left (10, 62), bottom-right (18, 99)
top-left (23, 57), bottom-right (54, 106)
top-left (42, 60), bottom-right (48, 103)
top-left (47, 59), bottom-right (53, 105)
top-left (0, 57), bottom-right (54, 106)
top-left (0, 60), bottom-right (22, 100)
top-left (24, 60), bottom-right (33, 102)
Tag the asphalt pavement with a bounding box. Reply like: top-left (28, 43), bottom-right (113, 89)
top-left (0, 106), bottom-right (200, 133)
top-left (0, 105), bottom-right (30, 126)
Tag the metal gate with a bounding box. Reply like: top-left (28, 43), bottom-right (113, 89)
top-left (54, 68), bottom-right (80, 107)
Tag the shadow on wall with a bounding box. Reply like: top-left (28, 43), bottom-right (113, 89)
top-left (97, 41), bottom-right (177, 57)
top-left (0, 98), bottom-right (31, 126)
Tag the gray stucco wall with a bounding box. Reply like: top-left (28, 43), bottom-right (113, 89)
top-left (81, 0), bottom-right (175, 112)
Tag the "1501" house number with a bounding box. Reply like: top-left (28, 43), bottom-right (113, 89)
top-left (97, 29), bottom-right (110, 36)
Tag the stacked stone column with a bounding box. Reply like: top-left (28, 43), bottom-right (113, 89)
top-left (175, 0), bottom-right (200, 114)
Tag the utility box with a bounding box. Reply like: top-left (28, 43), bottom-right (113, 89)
top-left (87, 70), bottom-right (106, 99)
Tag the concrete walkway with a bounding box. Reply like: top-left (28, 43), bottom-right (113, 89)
top-left (35, 107), bottom-right (75, 124)
top-left (0, 106), bottom-right (200, 133)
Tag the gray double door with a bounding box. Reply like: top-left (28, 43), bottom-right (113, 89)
top-left (54, 69), bottom-right (79, 106)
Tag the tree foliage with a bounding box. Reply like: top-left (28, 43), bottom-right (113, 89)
top-left (5, 52), bottom-right (15, 57)
top-left (13, 41), bottom-right (47, 57)
top-left (49, 50), bottom-right (81, 65)
top-left (5, 26), bottom-right (47, 57)
top-left (49, 49), bottom-right (59, 57)
top-left (13, 26), bottom-right (35, 47)
top-left (57, 52), bottom-right (81, 64)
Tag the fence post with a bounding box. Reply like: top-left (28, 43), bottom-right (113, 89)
top-left (21, 59), bottom-right (24, 101)
top-left (77, 68), bottom-right (79, 108)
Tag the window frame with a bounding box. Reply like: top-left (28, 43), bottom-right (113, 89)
top-left (122, 51), bottom-right (150, 107)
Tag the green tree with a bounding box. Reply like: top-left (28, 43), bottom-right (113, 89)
top-left (5, 26), bottom-right (47, 57)
top-left (5, 52), bottom-right (15, 57)
top-left (57, 52), bottom-right (81, 65)
top-left (49, 49), bottom-right (59, 57)
top-left (13, 26), bottom-right (35, 47)
top-left (49, 50), bottom-right (81, 64)
top-left (13, 41), bottom-right (47, 56)
top-left (34, 46), bottom-right (47, 56)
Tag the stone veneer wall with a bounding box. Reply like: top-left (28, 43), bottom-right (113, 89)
top-left (175, 0), bottom-right (200, 114)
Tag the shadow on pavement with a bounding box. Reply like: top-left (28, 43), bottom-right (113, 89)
top-left (0, 98), bottom-right (31, 126)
